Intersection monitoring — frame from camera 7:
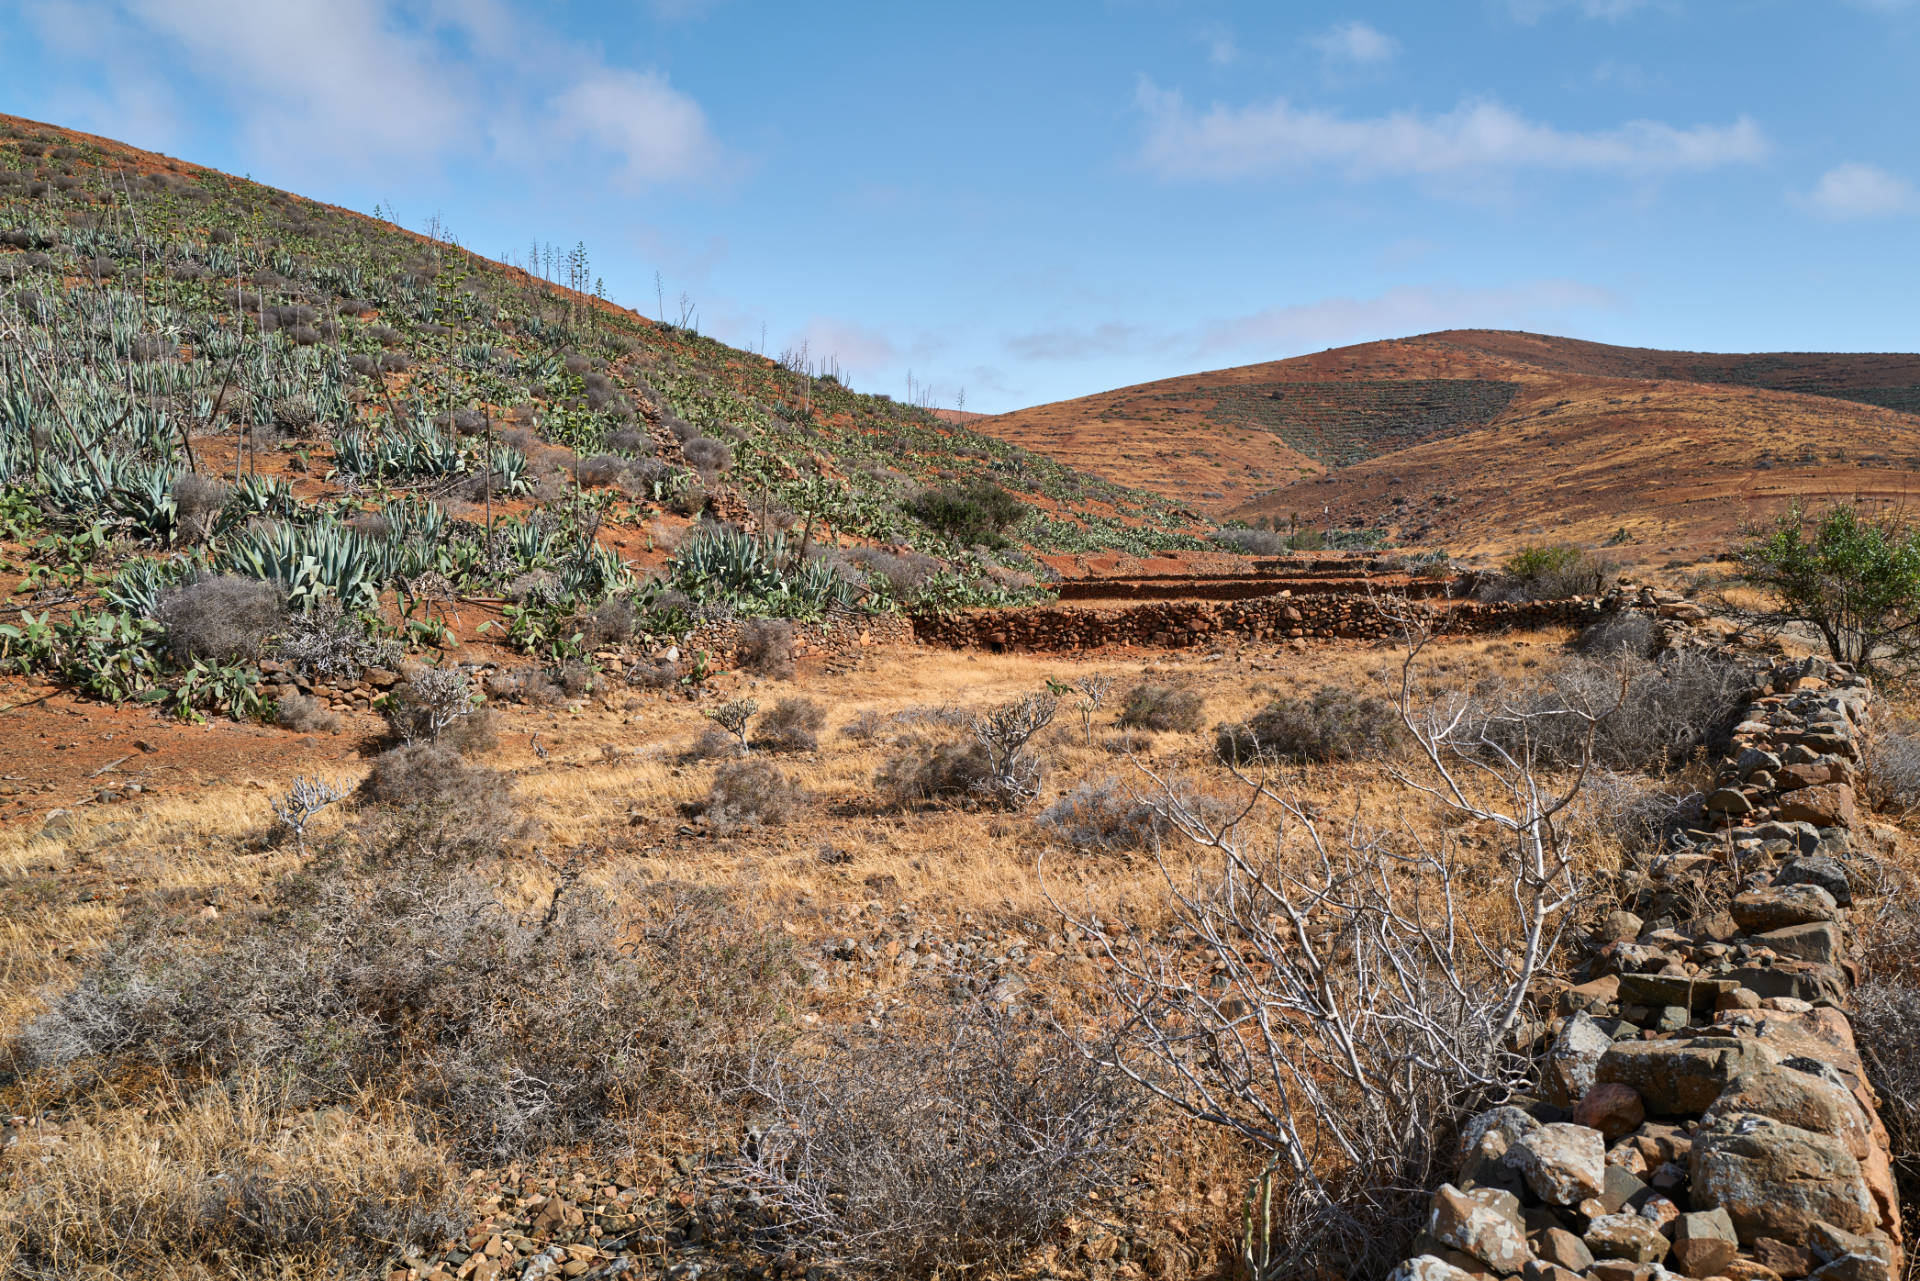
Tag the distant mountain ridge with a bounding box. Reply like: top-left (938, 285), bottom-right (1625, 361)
top-left (967, 330), bottom-right (1920, 562)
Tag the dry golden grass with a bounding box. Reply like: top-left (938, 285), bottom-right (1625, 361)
top-left (0, 1076), bottom-right (458, 1280)
top-left (0, 628), bottom-right (1629, 1278)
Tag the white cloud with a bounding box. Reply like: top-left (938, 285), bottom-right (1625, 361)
top-left (1800, 162), bottom-right (1919, 220)
top-left (17, 0), bottom-right (728, 186)
top-left (1197, 22), bottom-right (1237, 66)
top-left (1006, 322), bottom-right (1152, 362)
top-left (1507, 0), bottom-right (1650, 21)
top-left (1135, 81), bottom-right (1768, 181)
top-left (1309, 21), bottom-right (1398, 67)
top-left (553, 70), bottom-right (725, 187)
top-left (1002, 282), bottom-right (1620, 366)
top-left (1193, 282), bottom-right (1621, 356)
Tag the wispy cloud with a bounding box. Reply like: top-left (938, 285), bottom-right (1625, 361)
top-left (1006, 322), bottom-right (1153, 363)
top-left (1507, 0), bottom-right (1650, 22)
top-left (1193, 281), bottom-right (1621, 356)
top-left (18, 0), bottom-right (730, 186)
top-left (1196, 22), bottom-right (1237, 66)
top-left (1799, 162), bottom-right (1919, 220)
top-left (1004, 281), bottom-right (1622, 365)
top-left (1134, 81), bottom-right (1768, 182)
top-left (551, 69), bottom-right (727, 188)
top-left (1308, 20), bottom-right (1399, 68)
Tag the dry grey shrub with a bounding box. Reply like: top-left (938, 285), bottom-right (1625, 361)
top-left (170, 472), bottom-right (230, 544)
top-left (967, 692), bottom-right (1057, 809)
top-left (706, 758), bottom-right (809, 829)
top-left (273, 597), bottom-right (402, 680)
top-left (737, 617), bottom-right (795, 678)
top-left (1862, 721), bottom-right (1920, 817)
top-left (756, 696), bottom-right (825, 753)
top-left (1116, 681), bottom-right (1205, 732)
top-left (153, 575), bottom-right (285, 665)
top-left (1035, 773), bottom-right (1231, 853)
top-left (1056, 625), bottom-right (1604, 1281)
top-left (874, 695), bottom-right (1055, 811)
top-left (875, 738), bottom-right (995, 809)
top-left (704, 696), bottom-right (759, 754)
top-left (9, 847), bottom-right (800, 1165)
top-left (1572, 610), bottom-right (1659, 660)
top-left (1848, 860), bottom-right (1920, 1189)
top-left (383, 665), bottom-right (493, 755)
top-left (357, 741), bottom-right (522, 865)
top-left (1215, 686), bottom-right (1406, 766)
top-left (1484, 648), bottom-right (1749, 773)
top-left (737, 1005), bottom-right (1132, 1279)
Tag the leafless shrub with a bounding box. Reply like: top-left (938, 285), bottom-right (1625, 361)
top-left (9, 859), bottom-right (798, 1164)
top-left (875, 738), bottom-right (995, 809)
top-left (1573, 610), bottom-right (1659, 660)
top-left (1055, 620), bottom-right (1600, 1281)
top-left (273, 597), bottom-right (402, 680)
top-left (383, 666), bottom-right (491, 754)
top-left (153, 575), bottom-right (285, 666)
top-left (1863, 721), bottom-right (1920, 817)
top-left (274, 689), bottom-right (340, 734)
top-left (704, 697), bottom-right (758, 754)
top-left (269, 775), bottom-right (349, 853)
top-left (1056, 673), bottom-right (1115, 744)
top-left (171, 472), bottom-right (230, 544)
top-left (706, 758), bottom-right (809, 829)
top-left (738, 1005), bottom-right (1132, 1279)
top-left (685, 726), bottom-right (742, 761)
top-left (682, 436), bottom-right (732, 476)
top-left (1489, 649), bottom-right (1749, 772)
top-left (1035, 773), bottom-right (1231, 853)
top-left (967, 692), bottom-right (1057, 809)
top-left (1215, 686), bottom-right (1406, 766)
top-left (485, 665), bottom-right (563, 706)
top-left (737, 617), bottom-right (795, 678)
top-left (1116, 681), bottom-right (1205, 732)
top-left (756, 697), bottom-right (825, 753)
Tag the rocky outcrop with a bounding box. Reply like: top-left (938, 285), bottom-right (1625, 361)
top-left (1390, 654), bottom-right (1905, 1281)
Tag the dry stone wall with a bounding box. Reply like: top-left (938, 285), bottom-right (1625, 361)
top-left (1393, 654), bottom-right (1904, 1281)
top-left (911, 592), bottom-right (1605, 652)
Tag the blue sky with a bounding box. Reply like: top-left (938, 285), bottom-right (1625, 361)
top-left (4, 1), bottom-right (1918, 412)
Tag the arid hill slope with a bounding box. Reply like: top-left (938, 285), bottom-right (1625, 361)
top-left (972, 331), bottom-right (1920, 552)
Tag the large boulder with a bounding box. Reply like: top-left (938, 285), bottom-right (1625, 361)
top-left (1506, 1124), bottom-right (1606, 1206)
top-left (1733, 885), bottom-right (1840, 933)
top-left (1543, 1013), bottom-right (1615, 1106)
top-left (1703, 1066), bottom-right (1874, 1163)
top-left (1584, 1214), bottom-right (1671, 1263)
top-left (1773, 784), bottom-right (1856, 832)
top-left (1751, 922), bottom-right (1846, 966)
top-left (1774, 858), bottom-right (1852, 907)
top-left (1391, 1257), bottom-right (1484, 1281)
top-left (1429, 1183), bottom-right (1534, 1274)
top-left (1671, 1208), bottom-right (1740, 1279)
top-left (1596, 1036), bottom-right (1782, 1116)
top-left (1692, 1113), bottom-right (1877, 1244)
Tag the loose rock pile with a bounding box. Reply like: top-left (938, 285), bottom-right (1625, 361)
top-left (1393, 655), bottom-right (1903, 1281)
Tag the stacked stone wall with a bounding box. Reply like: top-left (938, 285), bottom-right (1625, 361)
top-left (1394, 654), bottom-right (1904, 1281)
top-left (911, 593), bottom-right (1605, 652)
